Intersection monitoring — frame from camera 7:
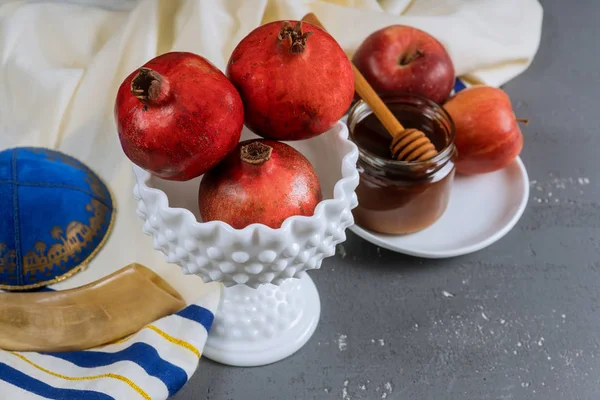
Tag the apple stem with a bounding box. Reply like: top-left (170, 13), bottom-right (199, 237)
top-left (516, 118), bottom-right (530, 125)
top-left (399, 49), bottom-right (424, 66)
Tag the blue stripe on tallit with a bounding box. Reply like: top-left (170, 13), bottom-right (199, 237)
top-left (0, 362), bottom-right (114, 400)
top-left (175, 305), bottom-right (214, 331)
top-left (45, 342), bottom-right (187, 397)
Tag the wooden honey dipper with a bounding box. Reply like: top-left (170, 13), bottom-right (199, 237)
top-left (301, 13), bottom-right (438, 162)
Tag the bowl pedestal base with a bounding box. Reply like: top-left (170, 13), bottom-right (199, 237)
top-left (203, 273), bottom-right (320, 367)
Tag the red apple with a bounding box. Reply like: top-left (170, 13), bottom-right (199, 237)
top-left (352, 25), bottom-right (455, 104)
top-left (443, 86), bottom-right (524, 175)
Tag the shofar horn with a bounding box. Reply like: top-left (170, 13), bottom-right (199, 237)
top-left (0, 263), bottom-right (186, 352)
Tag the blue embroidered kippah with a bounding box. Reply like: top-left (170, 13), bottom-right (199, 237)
top-left (0, 147), bottom-right (115, 290)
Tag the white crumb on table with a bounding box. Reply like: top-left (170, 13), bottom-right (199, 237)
top-left (578, 177), bottom-right (590, 185)
top-left (530, 176), bottom-right (591, 203)
top-left (381, 382), bottom-right (393, 398)
top-left (337, 334), bottom-right (347, 351)
top-left (342, 380), bottom-right (349, 400)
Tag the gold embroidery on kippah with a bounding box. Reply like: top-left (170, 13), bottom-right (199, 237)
top-left (0, 148), bottom-right (116, 290)
top-left (0, 198), bottom-right (111, 288)
top-left (0, 245), bottom-right (16, 282)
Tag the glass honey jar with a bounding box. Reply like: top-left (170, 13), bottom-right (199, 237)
top-left (347, 91), bottom-right (457, 235)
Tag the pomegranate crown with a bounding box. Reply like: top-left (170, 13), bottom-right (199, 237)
top-left (277, 21), bottom-right (313, 54)
top-left (240, 141), bottom-right (273, 165)
top-left (131, 67), bottom-right (163, 102)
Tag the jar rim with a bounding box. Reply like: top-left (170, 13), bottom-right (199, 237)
top-left (347, 90), bottom-right (456, 168)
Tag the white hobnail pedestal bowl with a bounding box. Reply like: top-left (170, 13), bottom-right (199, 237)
top-left (133, 121), bottom-right (359, 367)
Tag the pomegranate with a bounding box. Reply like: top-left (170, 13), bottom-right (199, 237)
top-left (226, 20), bottom-right (354, 141)
top-left (115, 52), bottom-right (244, 181)
top-left (198, 139), bottom-right (322, 229)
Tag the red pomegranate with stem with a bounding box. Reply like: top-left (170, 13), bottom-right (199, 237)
top-left (115, 52), bottom-right (244, 181)
top-left (198, 139), bottom-right (322, 229)
top-left (226, 20), bottom-right (354, 141)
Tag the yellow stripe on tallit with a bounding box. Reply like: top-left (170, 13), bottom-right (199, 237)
top-left (8, 352), bottom-right (150, 400)
top-left (146, 325), bottom-right (201, 358)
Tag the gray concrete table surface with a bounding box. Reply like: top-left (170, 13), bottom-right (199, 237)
top-left (174, 0), bottom-right (600, 398)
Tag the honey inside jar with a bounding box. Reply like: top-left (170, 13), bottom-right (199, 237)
top-left (348, 91), bottom-right (456, 235)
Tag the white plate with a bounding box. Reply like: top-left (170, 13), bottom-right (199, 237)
top-left (349, 157), bottom-right (529, 258)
